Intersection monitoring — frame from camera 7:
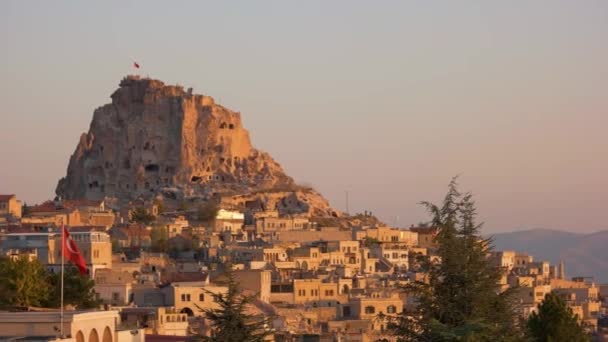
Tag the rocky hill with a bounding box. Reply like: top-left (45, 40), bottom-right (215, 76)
top-left (56, 76), bottom-right (337, 217)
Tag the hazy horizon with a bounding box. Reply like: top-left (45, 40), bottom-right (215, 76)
top-left (1, 1), bottom-right (607, 234)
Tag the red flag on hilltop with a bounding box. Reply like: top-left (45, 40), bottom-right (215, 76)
top-left (62, 226), bottom-right (88, 275)
top-left (133, 61), bottom-right (140, 69)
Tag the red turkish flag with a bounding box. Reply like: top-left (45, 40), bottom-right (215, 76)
top-left (62, 226), bottom-right (88, 275)
top-left (133, 62), bottom-right (140, 69)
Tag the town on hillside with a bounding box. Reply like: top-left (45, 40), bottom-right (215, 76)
top-left (0, 193), bottom-right (606, 341)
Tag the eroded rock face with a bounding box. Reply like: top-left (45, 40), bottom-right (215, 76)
top-left (56, 76), bottom-right (327, 213)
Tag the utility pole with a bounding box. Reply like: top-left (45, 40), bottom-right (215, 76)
top-left (60, 218), bottom-right (64, 338)
top-left (345, 190), bottom-right (350, 215)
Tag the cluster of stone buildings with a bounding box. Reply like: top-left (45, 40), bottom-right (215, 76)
top-left (492, 250), bottom-right (603, 331)
top-left (0, 193), bottom-right (607, 341)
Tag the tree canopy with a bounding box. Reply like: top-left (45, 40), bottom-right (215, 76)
top-left (195, 271), bottom-right (272, 342)
top-left (389, 178), bottom-right (520, 341)
top-left (47, 267), bottom-right (101, 309)
top-left (198, 202), bottom-right (219, 222)
top-left (527, 292), bottom-right (589, 342)
top-left (130, 207), bottom-right (155, 225)
top-left (0, 257), bottom-right (100, 310)
top-left (0, 257), bottom-right (50, 308)
top-left (150, 226), bottom-right (169, 253)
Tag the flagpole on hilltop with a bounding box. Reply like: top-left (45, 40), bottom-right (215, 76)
top-left (60, 221), bottom-right (65, 338)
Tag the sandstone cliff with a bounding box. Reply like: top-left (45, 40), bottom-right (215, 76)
top-left (56, 76), bottom-right (336, 216)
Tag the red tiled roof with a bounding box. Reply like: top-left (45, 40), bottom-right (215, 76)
top-left (62, 199), bottom-right (103, 209)
top-left (5, 224), bottom-right (55, 234)
top-left (27, 199), bottom-right (102, 214)
top-left (161, 271), bottom-right (208, 284)
top-left (28, 201), bottom-right (69, 214)
top-left (110, 224), bottom-right (151, 238)
top-left (65, 226), bottom-right (107, 233)
top-left (0, 194), bottom-right (15, 201)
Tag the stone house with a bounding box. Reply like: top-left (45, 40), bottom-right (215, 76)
top-left (0, 310), bottom-right (144, 342)
top-left (255, 216), bottom-right (310, 233)
top-left (161, 281), bottom-right (228, 317)
top-left (292, 278), bottom-right (348, 305)
top-left (233, 269), bottom-right (272, 303)
top-left (212, 209), bottom-right (244, 234)
top-left (65, 226), bottom-right (113, 275)
top-left (120, 307), bottom-right (188, 336)
top-left (348, 292), bottom-right (403, 332)
top-left (109, 224), bottom-right (152, 249)
top-left (24, 200), bottom-right (82, 226)
top-left (0, 194), bottom-right (22, 218)
top-left (94, 269), bottom-right (135, 306)
top-left (409, 226), bottom-right (438, 249)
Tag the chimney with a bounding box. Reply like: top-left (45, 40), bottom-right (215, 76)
top-left (53, 196), bottom-right (63, 210)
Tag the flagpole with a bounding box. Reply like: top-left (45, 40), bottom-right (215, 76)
top-left (60, 221), bottom-right (64, 338)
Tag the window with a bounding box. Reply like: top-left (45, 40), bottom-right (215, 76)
top-left (199, 294), bottom-right (205, 301)
top-left (112, 292), bottom-right (120, 301)
top-left (365, 306), bottom-right (375, 314)
top-left (387, 305), bottom-right (397, 314)
top-left (181, 294), bottom-right (191, 302)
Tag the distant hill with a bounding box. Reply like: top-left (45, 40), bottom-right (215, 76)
top-left (491, 229), bottom-right (608, 284)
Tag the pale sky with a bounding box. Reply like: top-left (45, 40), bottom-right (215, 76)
top-left (1, 1), bottom-right (607, 233)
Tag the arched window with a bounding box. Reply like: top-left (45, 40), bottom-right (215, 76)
top-left (102, 327), bottom-right (112, 342)
top-left (180, 307), bottom-right (194, 317)
top-left (88, 328), bottom-right (99, 342)
top-left (387, 305), bottom-right (397, 314)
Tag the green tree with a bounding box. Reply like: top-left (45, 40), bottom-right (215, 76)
top-left (195, 271), bottom-right (272, 342)
top-left (0, 257), bottom-right (51, 308)
top-left (178, 200), bottom-right (191, 212)
top-left (111, 238), bottom-right (123, 253)
top-left (150, 226), bottom-right (168, 253)
top-left (527, 292), bottom-right (589, 342)
top-left (198, 202), bottom-right (219, 222)
top-left (153, 198), bottom-right (165, 215)
top-left (363, 236), bottom-right (380, 247)
top-left (22, 202), bottom-right (30, 216)
top-left (389, 178), bottom-right (520, 341)
top-left (130, 207), bottom-right (155, 225)
top-left (46, 267), bottom-right (101, 309)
